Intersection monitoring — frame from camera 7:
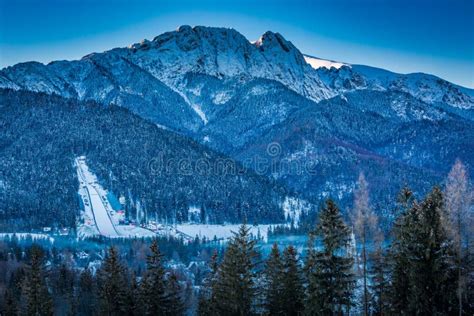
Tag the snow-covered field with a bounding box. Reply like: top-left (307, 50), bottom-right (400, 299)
top-left (176, 224), bottom-right (275, 242)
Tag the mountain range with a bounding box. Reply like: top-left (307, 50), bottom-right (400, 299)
top-left (1, 25), bottom-right (473, 229)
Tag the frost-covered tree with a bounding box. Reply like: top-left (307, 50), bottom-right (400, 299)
top-left (444, 159), bottom-right (473, 315)
top-left (351, 172), bottom-right (379, 315)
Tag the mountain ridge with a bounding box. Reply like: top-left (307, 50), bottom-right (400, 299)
top-left (1, 25), bottom-right (472, 225)
top-left (2, 25), bottom-right (473, 111)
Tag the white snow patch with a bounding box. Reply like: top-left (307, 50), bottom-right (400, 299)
top-left (190, 103), bottom-right (208, 124)
top-left (282, 196), bottom-right (311, 226)
top-left (250, 85), bottom-right (268, 96)
top-left (173, 88), bottom-right (208, 124)
top-left (304, 55), bottom-right (348, 70)
top-left (212, 91), bottom-right (232, 104)
top-left (176, 224), bottom-right (274, 242)
top-left (187, 205), bottom-right (201, 223)
top-left (0, 233), bottom-right (54, 243)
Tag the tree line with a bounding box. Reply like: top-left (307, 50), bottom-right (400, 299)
top-left (1, 161), bottom-right (473, 315)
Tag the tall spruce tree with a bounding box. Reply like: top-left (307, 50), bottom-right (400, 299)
top-left (305, 199), bottom-right (355, 315)
top-left (3, 289), bottom-right (17, 316)
top-left (264, 243), bottom-right (284, 315)
top-left (213, 224), bottom-right (259, 315)
top-left (165, 272), bottom-right (184, 316)
top-left (20, 245), bottom-right (53, 316)
top-left (368, 247), bottom-right (389, 316)
top-left (129, 271), bottom-right (143, 316)
top-left (97, 247), bottom-right (130, 316)
top-left (280, 245), bottom-right (304, 316)
top-left (198, 250), bottom-right (219, 316)
top-left (388, 186), bottom-right (414, 314)
top-left (406, 187), bottom-right (457, 315)
top-left (77, 268), bottom-right (96, 316)
top-left (141, 239), bottom-right (171, 315)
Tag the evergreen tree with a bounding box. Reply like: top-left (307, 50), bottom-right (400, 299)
top-left (166, 272), bottom-right (184, 316)
top-left (3, 289), bottom-right (18, 316)
top-left (77, 269), bottom-right (96, 316)
top-left (20, 245), bottom-right (53, 316)
top-left (141, 240), bottom-right (171, 315)
top-left (129, 271), bottom-right (143, 316)
top-left (305, 199), bottom-right (355, 315)
top-left (369, 247), bottom-right (389, 316)
top-left (97, 247), bottom-right (130, 316)
top-left (198, 250), bottom-right (219, 316)
top-left (213, 224), bottom-right (260, 315)
top-left (53, 263), bottom-right (75, 316)
top-left (5, 267), bottom-right (25, 316)
top-left (264, 243), bottom-right (284, 315)
top-left (388, 186), bottom-right (414, 314)
top-left (280, 245), bottom-right (304, 316)
top-left (406, 187), bottom-right (457, 315)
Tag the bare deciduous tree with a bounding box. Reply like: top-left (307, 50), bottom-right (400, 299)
top-left (444, 159), bottom-right (473, 316)
top-left (351, 172), bottom-right (379, 316)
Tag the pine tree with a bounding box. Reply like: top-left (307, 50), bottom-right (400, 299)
top-left (20, 245), bottom-right (53, 316)
top-left (165, 272), bottom-right (184, 316)
top-left (5, 267), bottom-right (24, 316)
top-left (97, 246), bottom-right (130, 316)
top-left (405, 187), bottom-right (457, 315)
top-left (305, 199), bottom-right (355, 315)
top-left (280, 245), bottom-right (304, 316)
top-left (53, 263), bottom-right (75, 316)
top-left (388, 186), bottom-right (414, 314)
top-left (369, 247), bottom-right (389, 316)
top-left (3, 289), bottom-right (18, 316)
top-left (198, 250), bottom-right (219, 316)
top-left (264, 243), bottom-right (284, 315)
top-left (141, 239), bottom-right (170, 315)
top-left (351, 172), bottom-right (378, 316)
top-left (213, 224), bottom-right (260, 315)
top-left (77, 268), bottom-right (96, 316)
top-left (129, 271), bottom-right (143, 316)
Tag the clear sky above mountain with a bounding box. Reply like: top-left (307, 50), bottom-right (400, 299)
top-left (1, 0), bottom-right (473, 87)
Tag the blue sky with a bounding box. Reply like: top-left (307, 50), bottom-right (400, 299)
top-left (1, 0), bottom-right (473, 87)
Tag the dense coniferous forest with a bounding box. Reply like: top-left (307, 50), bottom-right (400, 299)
top-left (0, 184), bottom-right (472, 315)
top-left (0, 89), bottom-right (288, 230)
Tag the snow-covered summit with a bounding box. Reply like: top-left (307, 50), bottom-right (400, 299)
top-left (1, 25), bottom-right (473, 113)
